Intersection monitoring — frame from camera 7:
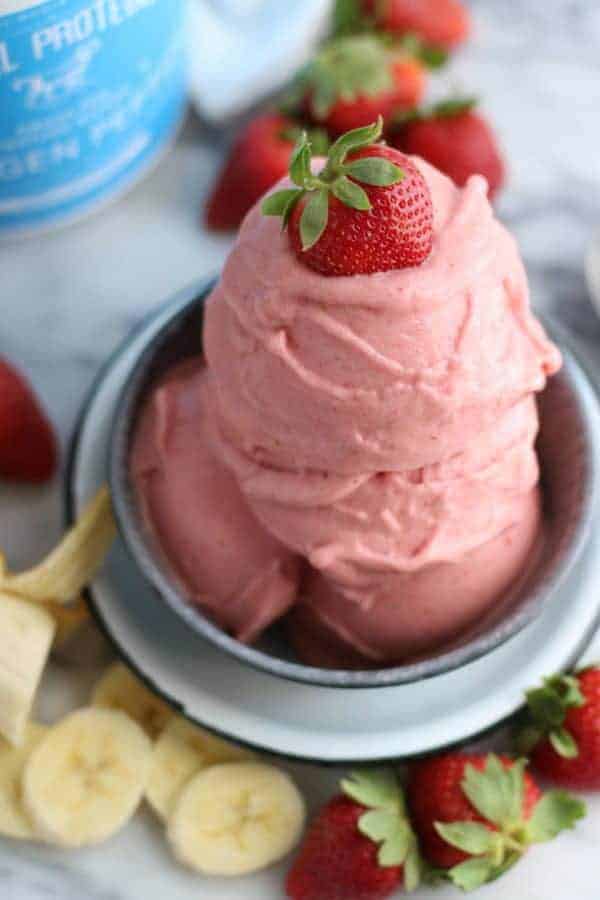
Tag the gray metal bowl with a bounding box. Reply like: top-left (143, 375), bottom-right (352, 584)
top-left (109, 279), bottom-right (600, 688)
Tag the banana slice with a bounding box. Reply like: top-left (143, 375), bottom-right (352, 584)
top-left (0, 594), bottom-right (56, 746)
top-left (0, 723), bottom-right (47, 839)
top-left (167, 762), bottom-right (306, 876)
top-left (146, 716), bottom-right (253, 820)
top-left (23, 707), bottom-right (152, 847)
top-left (91, 662), bottom-right (173, 738)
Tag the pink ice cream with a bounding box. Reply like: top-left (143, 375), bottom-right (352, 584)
top-left (131, 157), bottom-right (561, 668)
top-left (130, 361), bottom-right (300, 643)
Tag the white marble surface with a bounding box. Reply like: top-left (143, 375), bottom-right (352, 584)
top-left (1, 0), bottom-right (600, 896)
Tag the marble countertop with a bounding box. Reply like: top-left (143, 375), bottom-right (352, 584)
top-left (1, 0), bottom-right (600, 896)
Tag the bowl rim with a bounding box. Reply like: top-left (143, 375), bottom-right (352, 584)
top-left (108, 278), bottom-right (600, 689)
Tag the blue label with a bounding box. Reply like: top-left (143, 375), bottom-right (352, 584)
top-left (0, 0), bottom-right (186, 234)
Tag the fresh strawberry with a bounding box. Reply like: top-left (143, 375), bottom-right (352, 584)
top-left (205, 113), bottom-right (329, 231)
top-left (292, 35), bottom-right (426, 137)
top-left (517, 667), bottom-right (600, 790)
top-left (408, 753), bottom-right (584, 891)
top-left (392, 99), bottom-right (506, 199)
top-left (262, 118), bottom-right (433, 277)
top-left (363, 0), bottom-right (470, 50)
top-left (286, 769), bottom-right (421, 900)
top-left (0, 358), bottom-right (57, 484)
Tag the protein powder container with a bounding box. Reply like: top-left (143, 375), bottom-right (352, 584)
top-left (0, 0), bottom-right (186, 237)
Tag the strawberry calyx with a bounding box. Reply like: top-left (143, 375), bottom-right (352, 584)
top-left (261, 117), bottom-right (404, 250)
top-left (394, 96), bottom-right (477, 127)
top-left (287, 34), bottom-right (395, 120)
top-left (341, 768), bottom-right (422, 891)
top-left (434, 755), bottom-right (585, 891)
top-left (517, 673), bottom-right (586, 759)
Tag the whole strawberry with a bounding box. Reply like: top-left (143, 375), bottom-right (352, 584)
top-left (205, 113), bottom-right (329, 231)
top-left (286, 769), bottom-right (421, 900)
top-left (518, 667), bottom-right (600, 790)
top-left (392, 99), bottom-right (505, 199)
top-left (408, 753), bottom-right (584, 891)
top-left (363, 0), bottom-right (470, 50)
top-left (0, 358), bottom-right (57, 484)
top-left (262, 117), bottom-right (433, 277)
top-left (293, 35), bottom-right (425, 137)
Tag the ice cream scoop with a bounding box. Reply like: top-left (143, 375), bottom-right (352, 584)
top-left (130, 361), bottom-right (300, 643)
top-left (204, 159), bottom-right (560, 476)
top-left (130, 154), bottom-right (561, 670)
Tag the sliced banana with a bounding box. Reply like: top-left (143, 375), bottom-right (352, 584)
top-left (147, 716), bottom-right (253, 820)
top-left (23, 707), bottom-right (152, 847)
top-left (91, 662), bottom-right (172, 738)
top-left (0, 723), bottom-right (47, 839)
top-left (0, 594), bottom-right (56, 746)
top-left (167, 762), bottom-right (306, 876)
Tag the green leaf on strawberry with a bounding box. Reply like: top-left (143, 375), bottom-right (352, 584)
top-left (261, 189), bottom-right (304, 218)
top-left (345, 156), bottom-right (405, 185)
top-left (290, 136), bottom-right (313, 186)
top-left (341, 768), bottom-right (403, 813)
top-left (299, 189), bottom-right (330, 249)
top-left (341, 768), bottom-right (422, 889)
top-left (331, 176), bottom-right (371, 209)
top-left (435, 821), bottom-right (497, 855)
top-left (518, 673), bottom-right (585, 759)
top-left (448, 857), bottom-right (494, 891)
top-left (527, 790), bottom-right (586, 843)
top-left (460, 756), bottom-right (525, 827)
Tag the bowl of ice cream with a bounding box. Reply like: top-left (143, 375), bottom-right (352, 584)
top-left (109, 157), bottom-right (600, 688)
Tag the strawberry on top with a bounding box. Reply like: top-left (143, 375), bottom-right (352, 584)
top-left (262, 117), bottom-right (434, 277)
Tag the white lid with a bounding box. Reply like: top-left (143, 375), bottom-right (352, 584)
top-left (187, 0), bottom-right (331, 122)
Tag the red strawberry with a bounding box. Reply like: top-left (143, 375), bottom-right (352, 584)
top-left (363, 0), bottom-right (470, 50)
top-left (408, 753), bottom-right (584, 891)
top-left (205, 113), bottom-right (329, 231)
top-left (393, 99), bottom-right (505, 199)
top-left (295, 35), bottom-right (426, 137)
top-left (287, 769), bottom-right (421, 900)
top-left (0, 358), bottom-right (57, 484)
top-left (262, 118), bottom-right (433, 277)
top-left (518, 668), bottom-right (600, 790)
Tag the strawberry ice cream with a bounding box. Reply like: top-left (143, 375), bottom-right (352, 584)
top-left (130, 361), bottom-right (300, 643)
top-left (131, 155), bottom-right (560, 668)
